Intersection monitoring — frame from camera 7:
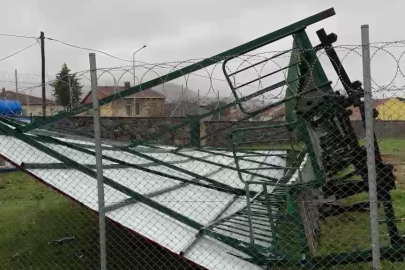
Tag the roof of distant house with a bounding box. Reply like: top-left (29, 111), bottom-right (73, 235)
top-left (0, 88), bottom-right (58, 105)
top-left (81, 86), bottom-right (166, 104)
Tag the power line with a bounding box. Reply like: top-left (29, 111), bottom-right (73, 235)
top-left (45, 36), bottom-right (133, 62)
top-left (0, 33), bottom-right (38, 39)
top-left (0, 41), bottom-right (39, 63)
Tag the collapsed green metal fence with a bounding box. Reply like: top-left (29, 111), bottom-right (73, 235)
top-left (1, 7), bottom-right (405, 270)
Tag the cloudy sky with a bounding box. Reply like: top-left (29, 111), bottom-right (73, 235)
top-left (0, 0), bottom-right (404, 99)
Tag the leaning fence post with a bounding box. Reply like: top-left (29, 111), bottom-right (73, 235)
top-left (361, 24), bottom-right (380, 269)
top-left (89, 52), bottom-right (107, 270)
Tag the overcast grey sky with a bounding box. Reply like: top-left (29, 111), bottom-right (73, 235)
top-left (0, 0), bottom-right (404, 99)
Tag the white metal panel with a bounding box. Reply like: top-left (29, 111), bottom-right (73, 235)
top-left (0, 134), bottom-right (293, 270)
top-left (29, 168), bottom-right (129, 209)
top-left (0, 136), bottom-right (60, 164)
top-left (42, 142), bottom-right (116, 165)
top-left (153, 185), bottom-right (236, 225)
top-left (103, 168), bottom-right (182, 195)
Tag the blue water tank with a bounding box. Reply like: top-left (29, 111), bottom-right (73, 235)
top-left (0, 100), bottom-right (22, 116)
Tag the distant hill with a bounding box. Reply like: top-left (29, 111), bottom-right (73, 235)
top-left (151, 83), bottom-right (201, 102)
top-left (81, 82), bottom-right (208, 103)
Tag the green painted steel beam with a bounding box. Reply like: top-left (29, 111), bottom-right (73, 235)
top-left (124, 79), bottom-right (331, 152)
top-left (17, 8), bottom-right (335, 134)
top-left (0, 122), bottom-right (203, 230)
top-left (150, 148), bottom-right (281, 181)
top-left (106, 164), bottom-right (230, 212)
top-left (124, 148), bottom-right (248, 192)
top-left (286, 31), bottom-right (329, 185)
top-left (203, 229), bottom-right (269, 258)
top-left (105, 183), bottom-right (189, 212)
top-left (32, 131), bottom-right (248, 196)
top-left (38, 135), bottom-right (246, 196)
top-left (21, 163), bottom-right (129, 170)
top-left (197, 148), bottom-right (291, 167)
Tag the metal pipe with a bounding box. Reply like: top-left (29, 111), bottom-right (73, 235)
top-left (263, 184), bottom-right (278, 251)
top-left (233, 61), bottom-right (301, 90)
top-left (361, 24), bottom-right (380, 270)
top-left (14, 69), bottom-right (19, 103)
top-left (89, 53), bottom-right (107, 270)
top-left (228, 49), bottom-right (293, 77)
top-left (68, 75), bottom-right (73, 110)
top-left (133, 45), bottom-right (147, 86)
top-left (40, 31), bottom-right (46, 117)
top-left (245, 183), bottom-right (255, 245)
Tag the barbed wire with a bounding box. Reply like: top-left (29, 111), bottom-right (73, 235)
top-left (2, 25), bottom-right (405, 270)
top-left (1, 43), bottom-right (405, 118)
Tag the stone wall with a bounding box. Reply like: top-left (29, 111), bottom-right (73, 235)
top-left (50, 117), bottom-right (191, 146)
top-left (351, 120), bottom-right (405, 139)
top-left (200, 121), bottom-right (293, 148)
top-left (47, 117), bottom-right (405, 147)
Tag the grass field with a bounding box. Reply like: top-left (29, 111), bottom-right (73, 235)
top-left (1, 138), bottom-right (405, 269)
top-left (312, 138), bottom-right (405, 269)
top-left (0, 173), bottom-right (200, 270)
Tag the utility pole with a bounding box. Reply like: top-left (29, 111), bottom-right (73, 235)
top-left (362, 24), bottom-right (380, 270)
top-left (14, 70), bottom-right (19, 102)
top-left (68, 75), bottom-right (73, 111)
top-left (217, 91), bottom-right (220, 120)
top-left (40, 31), bottom-right (46, 117)
top-left (89, 53), bottom-right (107, 270)
top-left (197, 89), bottom-right (200, 102)
top-left (181, 84), bottom-right (184, 117)
top-left (133, 45), bottom-right (147, 87)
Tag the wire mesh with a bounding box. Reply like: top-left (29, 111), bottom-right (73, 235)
top-left (2, 18), bottom-right (405, 270)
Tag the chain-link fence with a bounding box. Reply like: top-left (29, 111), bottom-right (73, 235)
top-left (2, 7), bottom-right (405, 270)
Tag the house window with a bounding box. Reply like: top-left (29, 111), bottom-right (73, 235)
top-left (135, 103), bottom-right (140, 115)
top-left (126, 104), bottom-right (132, 116)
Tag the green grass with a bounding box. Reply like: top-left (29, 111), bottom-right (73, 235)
top-left (0, 172), bottom-right (200, 270)
top-left (309, 138), bottom-right (405, 269)
top-left (271, 138), bottom-right (405, 269)
top-left (378, 138), bottom-right (405, 156)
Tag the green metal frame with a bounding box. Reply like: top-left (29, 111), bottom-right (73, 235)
top-left (17, 8), bottom-right (335, 135)
top-left (4, 6), bottom-right (403, 269)
top-left (0, 121), bottom-right (204, 230)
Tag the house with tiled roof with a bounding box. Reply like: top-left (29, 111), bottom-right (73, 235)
top-left (348, 98), bottom-right (405, 121)
top-left (0, 87), bottom-right (63, 116)
top-left (81, 82), bottom-right (166, 117)
top-left (374, 98), bottom-right (405, 120)
top-left (226, 98), bottom-right (405, 122)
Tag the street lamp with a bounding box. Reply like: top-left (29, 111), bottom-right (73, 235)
top-left (133, 45), bottom-right (147, 87)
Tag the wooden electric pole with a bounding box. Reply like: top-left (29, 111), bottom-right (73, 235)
top-left (40, 31), bottom-right (46, 117)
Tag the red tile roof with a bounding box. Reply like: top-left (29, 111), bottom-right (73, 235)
top-left (81, 86), bottom-right (166, 104)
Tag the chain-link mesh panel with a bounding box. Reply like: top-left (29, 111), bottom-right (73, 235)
top-left (2, 7), bottom-right (405, 270)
